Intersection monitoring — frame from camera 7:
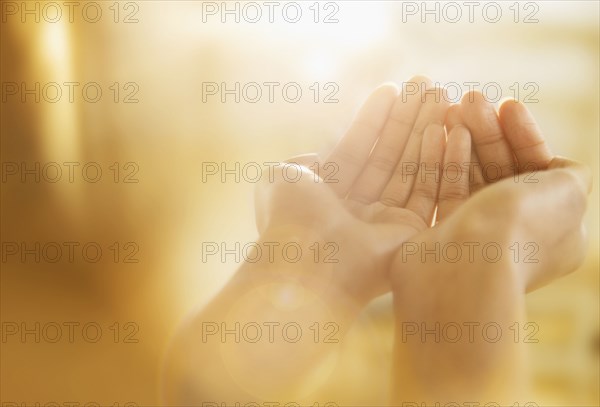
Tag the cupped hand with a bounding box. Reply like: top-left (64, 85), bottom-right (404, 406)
top-left (437, 91), bottom-right (555, 221)
top-left (389, 155), bottom-right (591, 404)
top-left (255, 77), bottom-right (452, 305)
top-left (438, 91), bottom-right (590, 289)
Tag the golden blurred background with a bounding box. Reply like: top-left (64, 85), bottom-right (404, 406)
top-left (1, 0), bottom-right (598, 405)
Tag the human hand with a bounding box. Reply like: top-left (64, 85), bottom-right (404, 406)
top-left (255, 77), bottom-right (451, 306)
top-left (389, 94), bottom-right (591, 404)
top-left (440, 92), bottom-right (590, 289)
top-left (436, 91), bottom-right (554, 221)
top-left (390, 157), bottom-right (591, 405)
top-left (162, 80), bottom-right (452, 404)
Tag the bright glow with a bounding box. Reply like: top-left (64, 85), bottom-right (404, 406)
top-left (43, 23), bottom-right (68, 62)
top-left (41, 22), bottom-right (79, 160)
top-left (174, 2), bottom-right (390, 51)
top-left (336, 3), bottom-right (390, 47)
top-left (304, 52), bottom-right (338, 80)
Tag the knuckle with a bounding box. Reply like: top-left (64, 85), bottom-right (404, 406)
top-left (368, 154), bottom-right (397, 173)
top-left (380, 195), bottom-right (403, 207)
top-left (411, 181), bottom-right (437, 202)
top-left (439, 184), bottom-right (470, 202)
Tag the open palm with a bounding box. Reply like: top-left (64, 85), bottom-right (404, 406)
top-left (255, 77), bottom-right (454, 305)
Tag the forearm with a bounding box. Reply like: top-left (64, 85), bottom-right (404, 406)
top-left (391, 264), bottom-right (528, 404)
top-left (163, 231), bottom-right (367, 404)
top-left (390, 218), bottom-right (530, 405)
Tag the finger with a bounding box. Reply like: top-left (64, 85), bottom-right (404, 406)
top-left (446, 103), bottom-right (486, 193)
top-left (445, 104), bottom-right (463, 133)
top-left (436, 125), bottom-right (472, 222)
top-left (284, 153), bottom-right (321, 174)
top-left (326, 84), bottom-right (399, 197)
top-left (405, 123), bottom-right (446, 225)
top-left (460, 91), bottom-right (515, 183)
top-left (348, 76), bottom-right (431, 203)
top-left (381, 86), bottom-right (450, 207)
top-left (468, 149), bottom-right (486, 193)
top-left (254, 163), bottom-right (343, 235)
top-left (498, 99), bottom-right (553, 173)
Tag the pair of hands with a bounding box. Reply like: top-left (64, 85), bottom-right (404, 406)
top-left (252, 77), bottom-right (590, 403)
top-left (256, 76), bottom-right (590, 309)
top-left (163, 76), bottom-right (591, 405)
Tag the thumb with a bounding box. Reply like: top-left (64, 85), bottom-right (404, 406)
top-left (284, 153), bottom-right (321, 169)
top-left (253, 161), bottom-right (341, 235)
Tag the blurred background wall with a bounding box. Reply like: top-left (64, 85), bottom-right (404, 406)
top-left (1, 0), bottom-right (598, 405)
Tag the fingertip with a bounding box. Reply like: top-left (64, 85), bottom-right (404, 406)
top-left (363, 83), bottom-right (399, 108)
top-left (499, 96), bottom-right (519, 107)
top-left (407, 74), bottom-right (433, 87)
top-left (375, 82), bottom-right (400, 99)
top-left (416, 86), bottom-right (451, 115)
top-left (401, 75), bottom-right (433, 98)
top-left (436, 86), bottom-right (451, 104)
top-left (460, 90), bottom-right (487, 107)
top-left (498, 97), bottom-right (527, 120)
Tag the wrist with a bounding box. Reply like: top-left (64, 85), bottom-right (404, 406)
top-left (235, 226), bottom-right (369, 324)
top-left (390, 210), bottom-right (526, 295)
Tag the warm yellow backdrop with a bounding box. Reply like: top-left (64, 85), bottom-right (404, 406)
top-left (1, 1), bottom-right (598, 405)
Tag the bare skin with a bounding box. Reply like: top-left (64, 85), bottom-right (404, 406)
top-left (161, 80), bottom-right (591, 406)
top-left (390, 91), bottom-right (590, 406)
top-left (162, 77), bottom-right (451, 404)
top-left (391, 157), bottom-right (590, 405)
